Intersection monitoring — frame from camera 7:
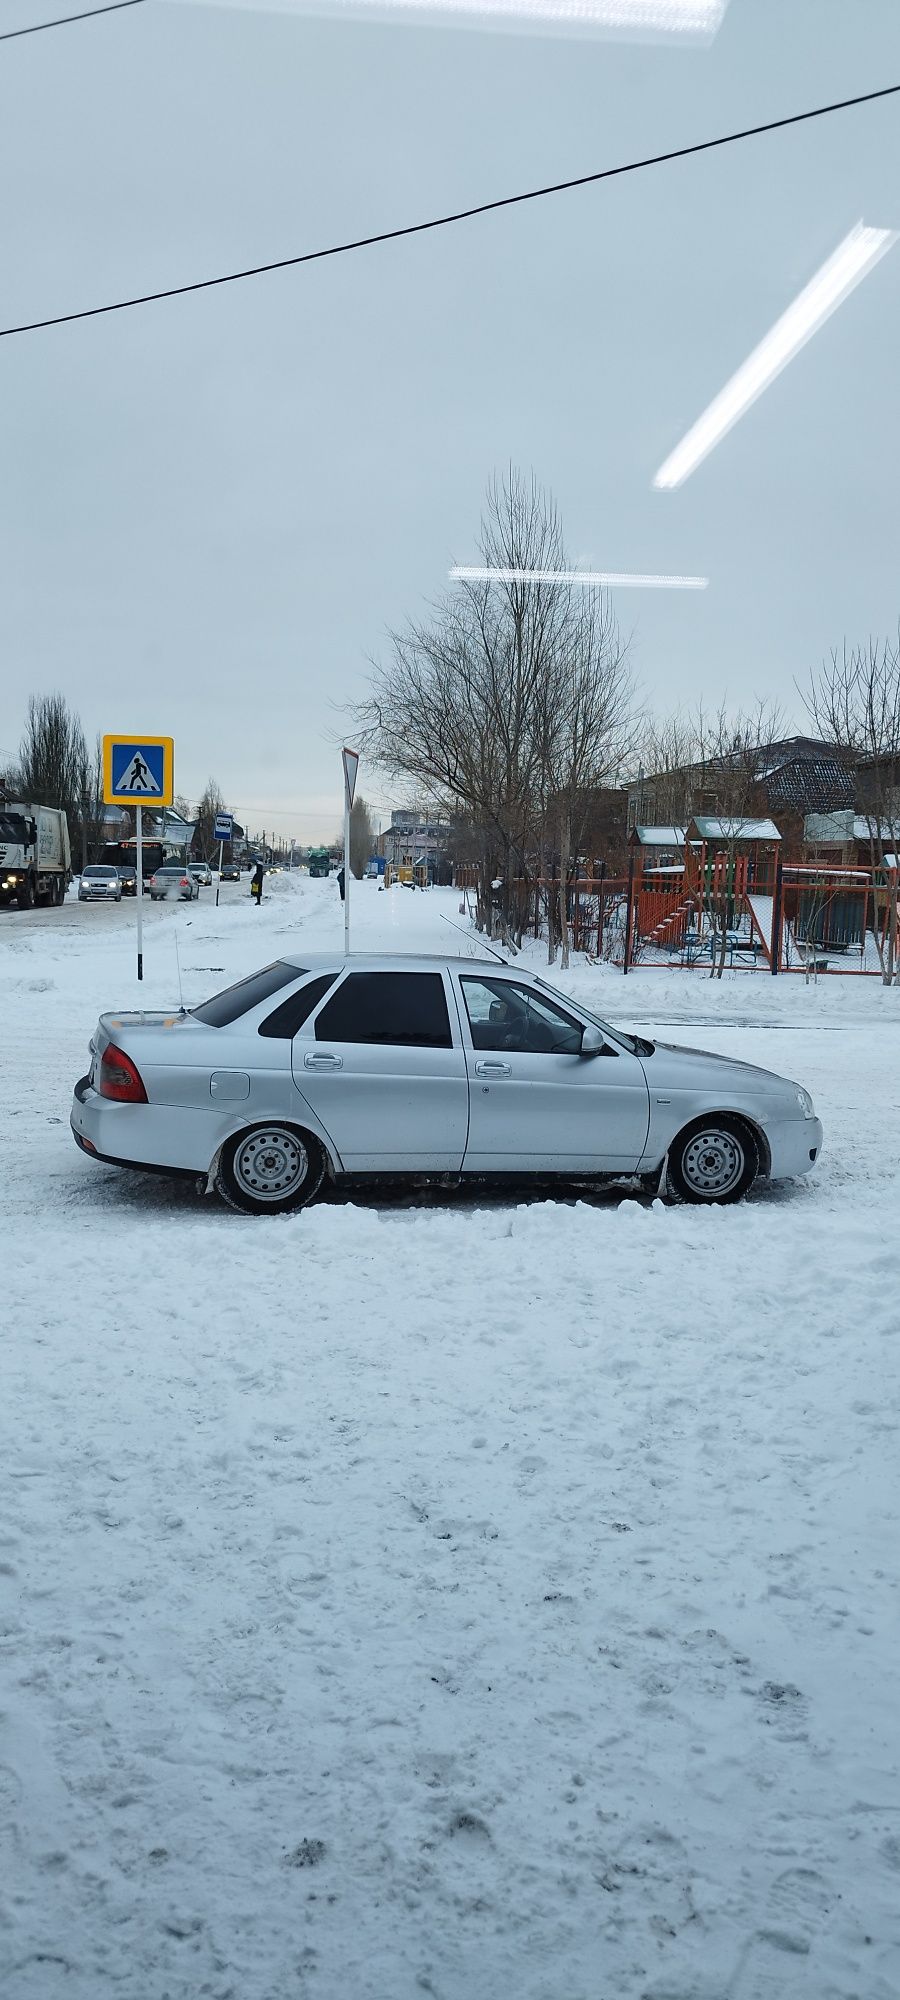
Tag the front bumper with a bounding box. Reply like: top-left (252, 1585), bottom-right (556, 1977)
top-left (763, 1114), bottom-right (823, 1180)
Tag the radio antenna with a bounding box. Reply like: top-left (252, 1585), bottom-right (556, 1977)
top-left (174, 927), bottom-right (187, 1013)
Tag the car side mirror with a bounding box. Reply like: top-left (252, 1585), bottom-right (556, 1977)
top-left (580, 1025), bottom-right (606, 1058)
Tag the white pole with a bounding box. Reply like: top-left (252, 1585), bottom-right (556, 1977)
top-left (344, 793), bottom-right (351, 955)
top-left (136, 803), bottom-right (144, 983)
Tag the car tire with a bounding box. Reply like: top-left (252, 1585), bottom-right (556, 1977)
top-left (216, 1124), bottom-right (325, 1216)
top-left (667, 1115), bottom-right (758, 1206)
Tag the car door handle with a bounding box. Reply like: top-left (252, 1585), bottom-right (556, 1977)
top-left (474, 1059), bottom-right (511, 1077)
top-left (303, 1051), bottom-right (343, 1070)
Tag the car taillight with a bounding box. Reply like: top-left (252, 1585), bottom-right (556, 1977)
top-left (180, 877), bottom-right (189, 886)
top-left (98, 1045), bottom-right (147, 1103)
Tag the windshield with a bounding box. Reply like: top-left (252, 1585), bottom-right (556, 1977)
top-left (84, 866), bottom-right (117, 878)
top-left (0, 814), bottom-right (26, 840)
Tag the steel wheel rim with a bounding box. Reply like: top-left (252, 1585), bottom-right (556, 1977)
top-left (234, 1129), bottom-right (308, 1203)
top-left (682, 1127), bottom-right (744, 1198)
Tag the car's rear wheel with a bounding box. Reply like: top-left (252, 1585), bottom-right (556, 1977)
top-left (216, 1124), bottom-right (325, 1216)
top-left (668, 1116), bottom-right (758, 1206)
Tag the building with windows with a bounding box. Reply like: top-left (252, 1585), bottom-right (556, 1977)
top-left (380, 809), bottom-right (453, 884)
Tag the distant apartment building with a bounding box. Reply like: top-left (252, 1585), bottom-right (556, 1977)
top-left (380, 808), bottom-right (453, 883)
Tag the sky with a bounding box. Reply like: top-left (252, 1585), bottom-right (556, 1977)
top-left (1, 0), bottom-right (898, 842)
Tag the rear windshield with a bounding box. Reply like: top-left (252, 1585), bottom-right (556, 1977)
top-left (193, 961), bottom-right (303, 1027)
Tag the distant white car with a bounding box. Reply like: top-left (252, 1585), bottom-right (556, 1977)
top-left (78, 866), bottom-right (122, 903)
top-left (70, 952), bottom-right (824, 1215)
top-left (188, 861), bottom-right (212, 887)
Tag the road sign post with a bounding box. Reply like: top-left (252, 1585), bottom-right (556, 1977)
top-left (136, 805), bottom-right (144, 981)
top-left (342, 747), bottom-right (360, 956)
top-left (103, 735), bottom-right (174, 983)
top-left (213, 813), bottom-right (233, 908)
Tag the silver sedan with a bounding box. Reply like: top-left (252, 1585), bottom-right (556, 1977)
top-left (70, 953), bottom-right (823, 1214)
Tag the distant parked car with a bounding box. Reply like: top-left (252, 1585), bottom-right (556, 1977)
top-left (70, 952), bottom-right (824, 1215)
top-left (220, 861), bottom-right (241, 883)
top-left (188, 861), bottom-right (212, 888)
top-left (148, 866), bottom-right (199, 902)
top-left (78, 865), bottom-right (122, 903)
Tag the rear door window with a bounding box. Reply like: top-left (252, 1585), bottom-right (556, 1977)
top-left (258, 972), bottom-right (337, 1039)
top-left (314, 971), bottom-right (453, 1048)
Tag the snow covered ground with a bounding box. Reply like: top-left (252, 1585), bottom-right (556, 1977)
top-left (2, 874), bottom-right (899, 2000)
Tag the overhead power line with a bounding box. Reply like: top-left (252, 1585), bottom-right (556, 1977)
top-left (1, 79), bottom-right (897, 340)
top-left (0, 0), bottom-right (144, 42)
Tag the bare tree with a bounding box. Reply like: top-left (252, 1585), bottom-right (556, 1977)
top-left (195, 779), bottom-right (226, 862)
top-left (357, 469), bottom-right (633, 955)
top-left (349, 796), bottom-right (373, 879)
top-left (805, 634), bottom-right (900, 984)
top-left (74, 731), bottom-right (106, 868)
top-left (18, 692), bottom-right (87, 816)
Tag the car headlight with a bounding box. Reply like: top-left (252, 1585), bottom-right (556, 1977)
top-left (796, 1087), bottom-right (815, 1118)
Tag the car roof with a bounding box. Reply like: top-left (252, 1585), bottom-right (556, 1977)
top-left (279, 951), bottom-right (515, 973)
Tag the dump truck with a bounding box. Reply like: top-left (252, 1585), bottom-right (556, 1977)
top-left (0, 803), bottom-right (72, 908)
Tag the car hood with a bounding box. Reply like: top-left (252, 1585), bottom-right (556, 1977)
top-left (643, 1040), bottom-right (797, 1098)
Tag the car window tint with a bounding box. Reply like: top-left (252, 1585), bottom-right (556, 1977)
top-left (258, 972), bottom-right (337, 1039)
top-left (461, 977), bottom-right (582, 1055)
top-left (315, 971), bottom-right (452, 1047)
top-left (193, 961), bottom-right (302, 1027)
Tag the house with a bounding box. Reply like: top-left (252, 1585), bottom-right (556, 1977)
top-left (627, 737), bottom-right (852, 854)
top-left (804, 810), bottom-right (899, 867)
top-left (380, 809), bottom-right (453, 885)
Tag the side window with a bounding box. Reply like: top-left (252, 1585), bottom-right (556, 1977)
top-left (461, 978), bottom-right (583, 1056)
top-left (315, 972), bottom-right (453, 1048)
top-left (258, 972), bottom-right (337, 1040)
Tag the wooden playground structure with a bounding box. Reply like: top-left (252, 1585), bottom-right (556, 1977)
top-left (486, 841), bottom-right (898, 974)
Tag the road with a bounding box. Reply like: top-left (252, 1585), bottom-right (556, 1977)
top-left (0, 877), bottom-right (251, 936)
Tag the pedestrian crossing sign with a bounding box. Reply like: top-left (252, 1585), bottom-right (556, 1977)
top-left (103, 735), bottom-right (174, 807)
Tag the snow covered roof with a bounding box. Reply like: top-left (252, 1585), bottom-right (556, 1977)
top-left (689, 816), bottom-right (781, 843)
top-left (632, 825), bottom-right (686, 846)
top-left (805, 811), bottom-right (899, 846)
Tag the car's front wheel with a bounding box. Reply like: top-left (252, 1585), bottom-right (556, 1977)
top-left (216, 1124), bottom-right (325, 1215)
top-left (667, 1116), bottom-right (758, 1205)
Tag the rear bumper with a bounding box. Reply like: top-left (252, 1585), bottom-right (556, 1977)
top-left (71, 1075), bottom-right (224, 1176)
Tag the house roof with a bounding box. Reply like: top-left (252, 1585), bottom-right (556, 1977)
top-left (764, 754), bottom-right (854, 813)
top-left (631, 825), bottom-right (686, 846)
top-left (805, 811), bottom-right (899, 845)
top-left (689, 816), bottom-right (781, 843)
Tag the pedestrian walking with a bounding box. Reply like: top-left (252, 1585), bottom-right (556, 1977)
top-left (336, 865), bottom-right (346, 903)
top-left (251, 861), bottom-right (265, 906)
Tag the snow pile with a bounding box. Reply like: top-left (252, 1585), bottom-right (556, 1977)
top-left (1, 876), bottom-right (899, 1999)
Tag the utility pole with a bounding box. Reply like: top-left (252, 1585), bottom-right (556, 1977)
top-left (342, 747), bottom-right (360, 954)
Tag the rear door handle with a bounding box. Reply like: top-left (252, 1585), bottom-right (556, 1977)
top-left (303, 1051), bottom-right (343, 1069)
top-left (474, 1059), bottom-right (511, 1078)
